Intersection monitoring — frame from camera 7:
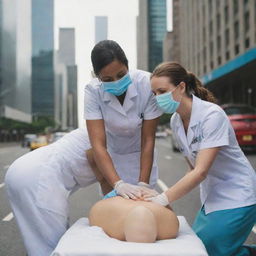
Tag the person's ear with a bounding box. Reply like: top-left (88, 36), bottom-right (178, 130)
top-left (179, 81), bottom-right (186, 94)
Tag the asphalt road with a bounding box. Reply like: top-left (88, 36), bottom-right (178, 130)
top-left (0, 138), bottom-right (255, 255)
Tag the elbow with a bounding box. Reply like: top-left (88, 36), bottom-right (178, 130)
top-left (196, 170), bottom-right (208, 181)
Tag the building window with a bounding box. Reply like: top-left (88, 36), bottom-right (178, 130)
top-left (234, 21), bottom-right (239, 39)
top-left (210, 41), bottom-right (214, 57)
top-left (235, 44), bottom-right (240, 54)
top-left (203, 27), bottom-right (206, 41)
top-left (225, 28), bottom-right (230, 45)
top-left (210, 61), bottom-right (214, 69)
top-left (226, 51), bottom-right (230, 60)
top-left (217, 13), bottom-right (221, 29)
top-left (233, 0), bottom-right (239, 15)
top-left (244, 11), bottom-right (250, 33)
top-left (218, 56), bottom-right (222, 65)
top-left (209, 20), bottom-right (213, 34)
top-left (217, 35), bottom-right (221, 52)
top-left (224, 6), bottom-right (229, 24)
top-left (245, 38), bottom-right (250, 48)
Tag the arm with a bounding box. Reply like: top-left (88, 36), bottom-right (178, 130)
top-left (165, 147), bottom-right (220, 203)
top-left (86, 119), bottom-right (120, 187)
top-left (139, 117), bottom-right (159, 183)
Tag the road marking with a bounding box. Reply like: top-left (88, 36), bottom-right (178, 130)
top-left (157, 179), bottom-right (169, 192)
top-left (0, 183), bottom-right (4, 189)
top-left (252, 225), bottom-right (256, 234)
top-left (2, 212), bottom-right (14, 222)
top-left (165, 155), bottom-right (172, 160)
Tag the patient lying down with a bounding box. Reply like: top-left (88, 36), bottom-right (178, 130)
top-left (89, 196), bottom-right (179, 243)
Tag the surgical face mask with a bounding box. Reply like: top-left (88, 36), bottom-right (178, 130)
top-left (156, 89), bottom-right (180, 114)
top-left (102, 73), bottom-right (132, 96)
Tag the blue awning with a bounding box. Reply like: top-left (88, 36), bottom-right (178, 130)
top-left (201, 47), bottom-right (256, 85)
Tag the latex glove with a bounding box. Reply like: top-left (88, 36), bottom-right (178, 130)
top-left (114, 180), bottom-right (142, 199)
top-left (145, 192), bottom-right (169, 206)
top-left (138, 182), bottom-right (159, 197)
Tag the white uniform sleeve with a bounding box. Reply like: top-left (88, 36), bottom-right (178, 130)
top-left (143, 91), bottom-right (163, 120)
top-left (199, 110), bottom-right (229, 150)
top-left (84, 85), bottom-right (103, 120)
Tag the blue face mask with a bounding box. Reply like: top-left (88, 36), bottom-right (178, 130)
top-left (102, 73), bottom-right (132, 96)
top-left (156, 91), bottom-right (180, 114)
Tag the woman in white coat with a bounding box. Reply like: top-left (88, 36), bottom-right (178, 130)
top-left (148, 62), bottom-right (256, 256)
top-left (84, 40), bottom-right (162, 199)
top-left (5, 40), bottom-right (161, 256)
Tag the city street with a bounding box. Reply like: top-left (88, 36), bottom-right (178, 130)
top-left (0, 138), bottom-right (256, 256)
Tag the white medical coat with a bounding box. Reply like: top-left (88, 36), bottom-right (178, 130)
top-left (171, 95), bottom-right (256, 214)
top-left (84, 69), bottom-right (163, 186)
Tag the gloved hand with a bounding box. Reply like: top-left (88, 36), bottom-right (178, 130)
top-left (138, 182), bottom-right (159, 198)
top-left (114, 180), bottom-right (142, 199)
top-left (144, 192), bottom-right (169, 206)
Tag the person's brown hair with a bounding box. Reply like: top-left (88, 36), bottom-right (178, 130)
top-left (151, 62), bottom-right (216, 103)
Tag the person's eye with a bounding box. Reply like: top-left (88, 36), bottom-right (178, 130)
top-left (117, 73), bottom-right (125, 79)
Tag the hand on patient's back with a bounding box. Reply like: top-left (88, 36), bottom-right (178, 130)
top-left (138, 182), bottom-right (159, 198)
top-left (114, 180), bottom-right (142, 199)
top-left (145, 192), bottom-right (169, 206)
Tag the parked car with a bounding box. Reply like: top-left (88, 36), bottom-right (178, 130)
top-left (221, 104), bottom-right (256, 149)
top-left (30, 136), bottom-right (48, 151)
top-left (21, 134), bottom-right (37, 148)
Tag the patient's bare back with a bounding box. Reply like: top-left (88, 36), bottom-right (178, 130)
top-left (89, 196), bottom-right (179, 242)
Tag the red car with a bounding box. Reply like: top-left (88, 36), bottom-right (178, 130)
top-left (222, 104), bottom-right (256, 148)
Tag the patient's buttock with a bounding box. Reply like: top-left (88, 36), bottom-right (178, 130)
top-left (124, 206), bottom-right (157, 243)
top-left (88, 197), bottom-right (179, 242)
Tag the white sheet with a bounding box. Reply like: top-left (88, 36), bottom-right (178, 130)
top-left (51, 216), bottom-right (208, 256)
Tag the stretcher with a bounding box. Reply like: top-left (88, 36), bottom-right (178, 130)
top-left (51, 216), bottom-right (208, 256)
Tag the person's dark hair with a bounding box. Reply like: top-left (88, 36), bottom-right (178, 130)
top-left (91, 40), bottom-right (128, 76)
top-left (151, 62), bottom-right (216, 103)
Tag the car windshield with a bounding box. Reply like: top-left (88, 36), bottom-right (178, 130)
top-left (224, 106), bottom-right (256, 115)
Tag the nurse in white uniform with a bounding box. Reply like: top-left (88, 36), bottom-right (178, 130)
top-left (148, 62), bottom-right (256, 256)
top-left (4, 40), bottom-right (161, 256)
top-left (84, 40), bottom-right (162, 199)
top-left (5, 128), bottom-right (97, 256)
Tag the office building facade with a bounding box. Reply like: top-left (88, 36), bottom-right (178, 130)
top-left (137, 0), bottom-right (167, 72)
top-left (178, 0), bottom-right (256, 106)
top-left (95, 16), bottom-right (108, 43)
top-left (1, 0), bottom-right (32, 123)
top-left (32, 0), bottom-right (55, 118)
top-left (55, 28), bottom-right (78, 130)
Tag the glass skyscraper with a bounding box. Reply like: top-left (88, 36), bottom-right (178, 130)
top-left (32, 0), bottom-right (54, 118)
top-left (148, 0), bottom-right (167, 72)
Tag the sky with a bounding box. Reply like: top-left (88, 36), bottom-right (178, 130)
top-left (54, 0), bottom-right (139, 128)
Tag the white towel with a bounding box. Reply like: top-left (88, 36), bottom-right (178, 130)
top-left (51, 216), bottom-right (208, 256)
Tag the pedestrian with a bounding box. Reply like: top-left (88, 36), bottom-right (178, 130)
top-left (148, 61), bottom-right (256, 256)
top-left (5, 40), bottom-right (161, 256)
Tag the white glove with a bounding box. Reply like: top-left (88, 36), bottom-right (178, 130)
top-left (145, 192), bottom-right (169, 206)
top-left (138, 182), bottom-right (159, 197)
top-left (114, 180), bottom-right (142, 199)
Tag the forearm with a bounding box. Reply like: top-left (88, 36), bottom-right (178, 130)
top-left (165, 168), bottom-right (206, 203)
top-left (92, 146), bottom-right (120, 187)
top-left (139, 140), bottom-right (155, 183)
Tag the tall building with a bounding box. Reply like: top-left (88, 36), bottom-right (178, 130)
top-left (55, 28), bottom-right (78, 130)
top-left (137, 0), bottom-right (149, 71)
top-left (32, 0), bottom-right (55, 118)
top-left (0, 0), bottom-right (32, 123)
top-left (148, 0), bottom-right (167, 72)
top-left (95, 16), bottom-right (108, 43)
top-left (137, 0), bottom-right (167, 72)
top-left (178, 0), bottom-right (256, 106)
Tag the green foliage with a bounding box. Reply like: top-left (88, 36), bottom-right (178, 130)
top-left (159, 113), bottom-right (172, 125)
top-left (0, 116), bottom-right (56, 134)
